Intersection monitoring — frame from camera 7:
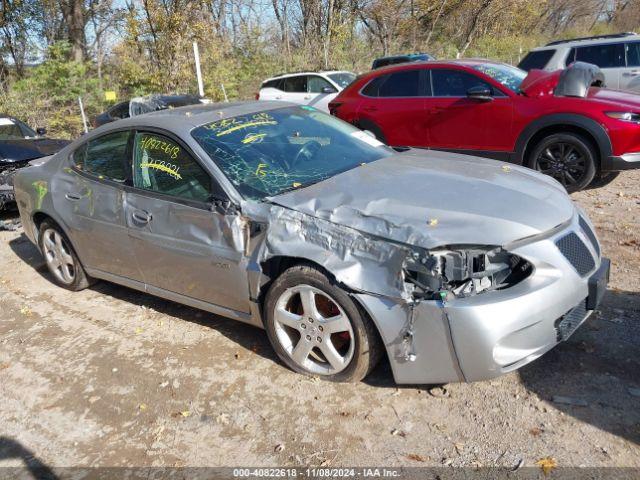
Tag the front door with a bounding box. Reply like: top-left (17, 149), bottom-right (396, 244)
top-left (306, 75), bottom-right (338, 113)
top-left (125, 130), bottom-right (250, 313)
top-left (623, 42), bottom-right (640, 92)
top-left (56, 129), bottom-right (142, 281)
top-left (425, 68), bottom-right (513, 153)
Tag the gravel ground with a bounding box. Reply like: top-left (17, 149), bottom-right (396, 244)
top-left (0, 171), bottom-right (638, 473)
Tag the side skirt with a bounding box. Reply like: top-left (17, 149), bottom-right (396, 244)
top-left (85, 268), bottom-right (262, 328)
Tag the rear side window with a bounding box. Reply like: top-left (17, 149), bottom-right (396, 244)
top-left (378, 70), bottom-right (421, 97)
top-left (626, 42), bottom-right (640, 67)
top-left (518, 50), bottom-right (555, 71)
top-left (572, 43), bottom-right (625, 68)
top-left (431, 69), bottom-right (491, 97)
top-left (361, 75), bottom-right (387, 97)
top-left (284, 76), bottom-right (307, 93)
top-left (132, 132), bottom-right (211, 202)
top-left (73, 131), bottom-right (129, 182)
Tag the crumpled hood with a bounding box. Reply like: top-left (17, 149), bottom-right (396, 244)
top-left (270, 150), bottom-right (574, 250)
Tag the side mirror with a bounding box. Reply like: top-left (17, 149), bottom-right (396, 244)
top-left (208, 194), bottom-right (237, 214)
top-left (36, 127), bottom-right (47, 136)
top-left (321, 86), bottom-right (337, 94)
top-left (466, 85), bottom-right (493, 101)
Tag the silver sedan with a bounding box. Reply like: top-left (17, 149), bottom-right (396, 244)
top-left (13, 102), bottom-right (610, 383)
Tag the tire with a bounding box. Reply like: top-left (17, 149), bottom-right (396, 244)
top-left (38, 219), bottom-right (92, 291)
top-left (588, 171), bottom-right (621, 189)
top-left (527, 133), bottom-right (597, 193)
top-left (263, 264), bottom-right (382, 382)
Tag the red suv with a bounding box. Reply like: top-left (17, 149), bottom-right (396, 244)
top-left (330, 60), bottom-right (640, 191)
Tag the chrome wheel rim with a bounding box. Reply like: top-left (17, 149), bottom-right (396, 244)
top-left (42, 228), bottom-right (76, 285)
top-left (535, 142), bottom-right (587, 187)
top-left (273, 285), bottom-right (355, 375)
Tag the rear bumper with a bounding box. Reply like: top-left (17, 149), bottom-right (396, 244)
top-left (602, 153), bottom-right (640, 171)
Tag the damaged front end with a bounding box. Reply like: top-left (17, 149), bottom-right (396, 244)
top-left (403, 246), bottom-right (533, 301)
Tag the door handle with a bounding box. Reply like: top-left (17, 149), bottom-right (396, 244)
top-left (131, 210), bottom-right (152, 224)
top-left (362, 106), bottom-right (378, 112)
top-left (304, 95), bottom-right (312, 100)
top-left (275, 96), bottom-right (282, 100)
top-left (429, 106), bottom-right (445, 113)
top-left (65, 193), bottom-right (81, 201)
top-left (623, 70), bottom-right (640, 76)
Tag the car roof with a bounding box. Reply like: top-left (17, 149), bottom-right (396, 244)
top-left (85, 101), bottom-right (297, 138)
top-left (366, 58), bottom-right (507, 74)
top-left (531, 32), bottom-right (640, 51)
top-left (263, 71), bottom-right (351, 82)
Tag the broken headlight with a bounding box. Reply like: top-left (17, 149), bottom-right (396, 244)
top-left (403, 246), bottom-right (533, 300)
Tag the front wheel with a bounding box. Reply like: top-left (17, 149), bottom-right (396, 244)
top-left (264, 264), bottom-right (382, 382)
top-left (528, 133), bottom-right (596, 193)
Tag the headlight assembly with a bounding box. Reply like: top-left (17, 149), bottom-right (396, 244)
top-left (403, 246), bottom-right (533, 300)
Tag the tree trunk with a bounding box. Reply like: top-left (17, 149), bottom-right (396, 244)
top-left (60, 0), bottom-right (85, 61)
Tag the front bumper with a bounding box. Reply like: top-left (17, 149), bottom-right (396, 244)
top-left (356, 211), bottom-right (608, 384)
top-left (603, 152), bottom-right (640, 171)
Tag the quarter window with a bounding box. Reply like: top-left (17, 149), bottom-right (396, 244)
top-left (378, 70), bottom-right (421, 97)
top-left (73, 131), bottom-right (129, 181)
top-left (573, 43), bottom-right (625, 68)
top-left (431, 69), bottom-right (491, 97)
top-left (132, 132), bottom-right (211, 202)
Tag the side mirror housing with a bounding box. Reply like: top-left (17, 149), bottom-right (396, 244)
top-left (466, 85), bottom-right (493, 101)
top-left (208, 194), bottom-right (237, 215)
top-left (36, 127), bottom-right (47, 136)
top-left (321, 86), bottom-right (337, 94)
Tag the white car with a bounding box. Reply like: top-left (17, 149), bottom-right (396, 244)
top-left (257, 71), bottom-right (356, 113)
top-left (518, 32), bottom-right (640, 92)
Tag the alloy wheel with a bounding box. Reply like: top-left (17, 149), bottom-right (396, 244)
top-left (535, 142), bottom-right (587, 187)
top-left (273, 285), bottom-right (355, 375)
top-left (42, 228), bottom-right (76, 285)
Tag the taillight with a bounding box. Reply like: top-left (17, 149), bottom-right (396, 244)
top-left (255, 92), bottom-right (260, 100)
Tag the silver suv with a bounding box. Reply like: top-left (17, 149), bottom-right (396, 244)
top-left (519, 32), bottom-right (640, 92)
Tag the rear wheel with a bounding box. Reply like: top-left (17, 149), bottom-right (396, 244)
top-left (264, 264), bottom-right (382, 382)
top-left (38, 220), bottom-right (92, 291)
top-left (528, 133), bottom-right (596, 193)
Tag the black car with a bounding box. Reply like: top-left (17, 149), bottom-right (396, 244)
top-left (0, 115), bottom-right (69, 209)
top-left (371, 52), bottom-right (435, 69)
top-left (93, 94), bottom-right (205, 127)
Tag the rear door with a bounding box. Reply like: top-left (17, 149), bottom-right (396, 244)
top-left (282, 75), bottom-right (310, 105)
top-left (425, 68), bottom-right (513, 152)
top-left (623, 41), bottom-right (640, 91)
top-left (125, 130), bottom-right (250, 313)
top-left (259, 79), bottom-right (285, 101)
top-left (356, 68), bottom-right (428, 146)
top-left (569, 42), bottom-right (626, 89)
top-left (57, 130), bottom-right (143, 281)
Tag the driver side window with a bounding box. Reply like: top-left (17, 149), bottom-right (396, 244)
top-left (132, 132), bottom-right (211, 202)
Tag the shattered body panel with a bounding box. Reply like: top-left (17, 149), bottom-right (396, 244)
top-left (13, 102), bottom-right (608, 384)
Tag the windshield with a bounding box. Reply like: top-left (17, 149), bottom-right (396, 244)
top-left (472, 63), bottom-right (527, 92)
top-left (191, 106), bottom-right (393, 200)
top-left (327, 72), bottom-right (356, 89)
top-left (0, 117), bottom-right (36, 139)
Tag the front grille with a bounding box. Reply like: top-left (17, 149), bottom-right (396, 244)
top-left (555, 299), bottom-right (588, 341)
top-left (579, 216), bottom-right (600, 257)
top-left (556, 232), bottom-right (595, 276)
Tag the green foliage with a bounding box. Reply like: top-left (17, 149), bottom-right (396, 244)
top-left (0, 42), bottom-right (106, 138)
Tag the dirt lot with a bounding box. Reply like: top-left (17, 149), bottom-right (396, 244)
top-left (0, 171), bottom-right (639, 473)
